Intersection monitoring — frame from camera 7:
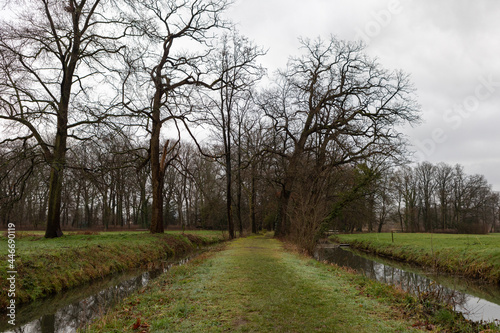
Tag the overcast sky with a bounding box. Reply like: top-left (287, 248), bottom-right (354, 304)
top-left (226, 0), bottom-right (500, 191)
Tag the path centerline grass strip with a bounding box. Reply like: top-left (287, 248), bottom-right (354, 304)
top-left (84, 235), bottom-right (425, 332)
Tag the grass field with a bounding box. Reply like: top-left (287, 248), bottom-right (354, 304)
top-left (1, 230), bottom-right (224, 265)
top-left (81, 234), bottom-right (495, 332)
top-left (0, 230), bottom-right (224, 308)
top-left (332, 233), bottom-right (500, 283)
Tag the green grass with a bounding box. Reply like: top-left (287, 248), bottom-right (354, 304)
top-left (1, 230), bottom-right (223, 254)
top-left (0, 230), bottom-right (223, 308)
top-left (332, 233), bottom-right (500, 283)
top-left (81, 234), bottom-right (493, 333)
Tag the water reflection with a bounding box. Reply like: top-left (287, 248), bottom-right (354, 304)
top-left (314, 247), bottom-right (500, 324)
top-left (1, 258), bottom-right (190, 333)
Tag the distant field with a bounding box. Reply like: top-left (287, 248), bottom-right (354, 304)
top-left (332, 233), bottom-right (500, 283)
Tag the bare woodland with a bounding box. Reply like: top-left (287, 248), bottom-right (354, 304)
top-left (1, 0), bottom-right (498, 250)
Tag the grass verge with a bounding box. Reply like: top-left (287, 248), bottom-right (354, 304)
top-left (81, 234), bottom-right (496, 333)
top-left (0, 230), bottom-right (223, 309)
top-left (331, 233), bottom-right (500, 283)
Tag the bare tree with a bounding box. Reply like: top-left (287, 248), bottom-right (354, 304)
top-left (415, 161), bottom-right (436, 231)
top-left (121, 0), bottom-right (230, 233)
top-left (202, 33), bottom-right (265, 238)
top-left (0, 0), bottom-right (125, 237)
top-left (0, 142), bottom-right (44, 227)
top-left (390, 162), bottom-right (498, 234)
top-left (435, 162), bottom-right (454, 230)
top-left (451, 164), bottom-right (466, 229)
top-left (373, 170), bottom-right (395, 233)
top-left (262, 37), bottom-right (420, 238)
top-left (240, 109), bottom-right (268, 234)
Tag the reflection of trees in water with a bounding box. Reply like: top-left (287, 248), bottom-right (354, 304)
top-left (3, 257), bottom-right (195, 333)
top-left (6, 272), bottom-right (150, 333)
top-left (315, 247), bottom-right (500, 322)
top-left (373, 263), bottom-right (468, 309)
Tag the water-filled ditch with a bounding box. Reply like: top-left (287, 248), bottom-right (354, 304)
top-left (1, 256), bottom-right (192, 333)
top-left (314, 246), bottom-right (500, 325)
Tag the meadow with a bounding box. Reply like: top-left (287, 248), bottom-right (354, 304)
top-left (332, 233), bottom-right (500, 283)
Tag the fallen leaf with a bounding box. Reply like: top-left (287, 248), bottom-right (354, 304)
top-left (132, 318), bottom-right (141, 330)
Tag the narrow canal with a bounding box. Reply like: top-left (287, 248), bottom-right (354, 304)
top-left (1, 257), bottom-right (191, 333)
top-left (314, 246), bottom-right (500, 325)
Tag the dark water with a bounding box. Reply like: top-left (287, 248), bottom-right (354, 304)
top-left (314, 246), bottom-right (500, 325)
top-left (1, 257), bottom-right (190, 333)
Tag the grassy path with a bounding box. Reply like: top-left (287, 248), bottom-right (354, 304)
top-left (84, 235), bottom-right (429, 332)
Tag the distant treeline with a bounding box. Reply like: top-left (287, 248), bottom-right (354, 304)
top-left (1, 139), bottom-right (498, 237)
top-left (330, 162), bottom-right (499, 235)
top-left (0, 136), bottom-right (280, 234)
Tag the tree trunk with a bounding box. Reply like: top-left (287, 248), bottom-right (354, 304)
top-left (236, 165), bottom-right (243, 235)
top-left (72, 188), bottom-right (81, 228)
top-left (275, 187), bottom-right (291, 238)
top-left (250, 168), bottom-right (257, 234)
top-left (45, 166), bottom-right (64, 237)
top-left (275, 147), bottom-right (303, 238)
top-left (102, 189), bottom-right (109, 230)
top-left (45, 132), bottom-right (66, 238)
top-left (275, 156), bottom-right (300, 238)
top-left (225, 157), bottom-right (234, 239)
top-left (223, 108), bottom-right (235, 239)
top-left (149, 87), bottom-right (164, 233)
top-left (368, 194), bottom-right (375, 232)
top-left (236, 123), bottom-right (243, 235)
top-left (44, 6), bottom-right (83, 236)
top-left (150, 132), bottom-right (164, 233)
top-left (151, 174), bottom-right (164, 233)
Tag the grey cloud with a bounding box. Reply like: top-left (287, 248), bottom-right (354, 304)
top-left (227, 0), bottom-right (500, 190)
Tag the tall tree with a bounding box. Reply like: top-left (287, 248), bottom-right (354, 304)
top-left (0, 0), bottom-right (124, 237)
top-left (240, 105), bottom-right (267, 234)
top-left (415, 161), bottom-right (436, 231)
top-left (121, 0), bottom-right (230, 233)
top-left (262, 37), bottom-right (420, 238)
top-left (204, 33), bottom-right (265, 238)
top-left (435, 162), bottom-right (454, 230)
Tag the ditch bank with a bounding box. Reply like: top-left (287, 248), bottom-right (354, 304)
top-left (0, 231), bottom-right (223, 310)
top-left (330, 234), bottom-right (500, 284)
